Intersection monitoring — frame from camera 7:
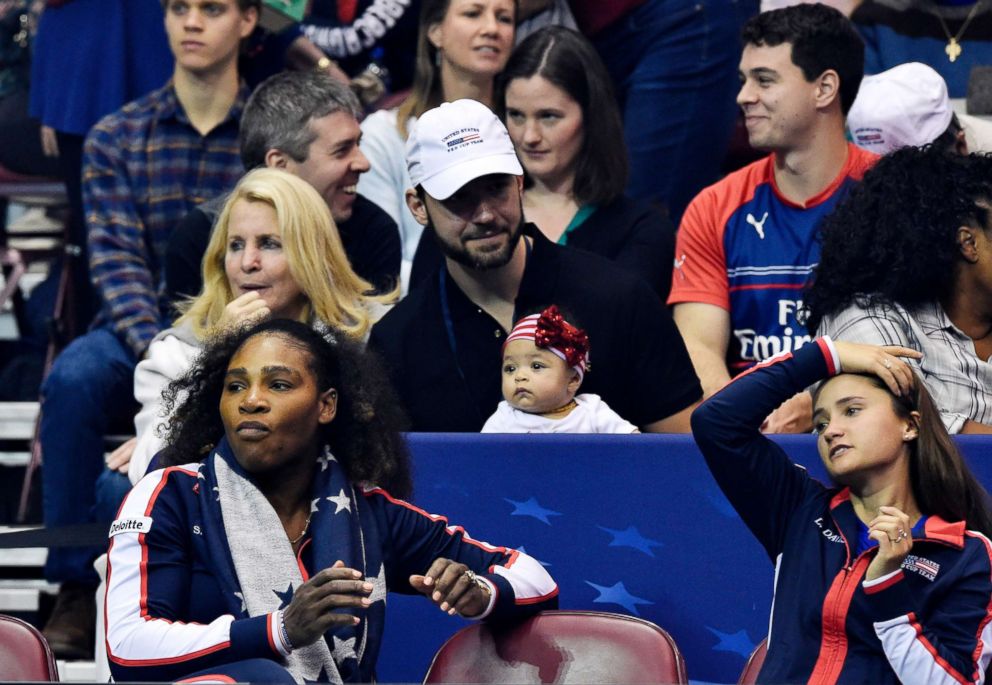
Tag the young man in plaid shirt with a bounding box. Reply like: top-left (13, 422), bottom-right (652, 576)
top-left (38, 0), bottom-right (259, 659)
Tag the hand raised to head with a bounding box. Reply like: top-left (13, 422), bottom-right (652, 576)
top-left (833, 341), bottom-right (922, 397)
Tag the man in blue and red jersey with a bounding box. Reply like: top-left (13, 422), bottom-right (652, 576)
top-left (669, 3), bottom-right (877, 433)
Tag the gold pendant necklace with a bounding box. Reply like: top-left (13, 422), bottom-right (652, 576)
top-left (934, 1), bottom-right (985, 63)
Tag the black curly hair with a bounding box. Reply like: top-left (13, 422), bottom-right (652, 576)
top-left (158, 318), bottom-right (413, 498)
top-left (804, 147), bottom-right (992, 334)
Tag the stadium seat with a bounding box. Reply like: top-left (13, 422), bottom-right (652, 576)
top-left (738, 638), bottom-right (768, 685)
top-left (423, 609), bottom-right (688, 684)
top-left (0, 613), bottom-right (59, 681)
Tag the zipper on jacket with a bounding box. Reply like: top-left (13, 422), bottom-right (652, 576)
top-left (808, 510), bottom-right (861, 684)
top-left (810, 554), bottom-right (871, 685)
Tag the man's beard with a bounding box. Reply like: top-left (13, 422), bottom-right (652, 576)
top-left (427, 211), bottom-right (525, 272)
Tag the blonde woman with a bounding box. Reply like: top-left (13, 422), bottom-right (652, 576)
top-left (125, 168), bottom-right (396, 484)
top-left (357, 0), bottom-right (516, 286)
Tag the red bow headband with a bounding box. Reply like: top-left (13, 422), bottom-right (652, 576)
top-left (503, 305), bottom-right (590, 379)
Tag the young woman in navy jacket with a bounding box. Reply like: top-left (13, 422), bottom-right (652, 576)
top-left (693, 337), bottom-right (992, 685)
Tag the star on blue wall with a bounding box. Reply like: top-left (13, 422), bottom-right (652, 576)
top-left (707, 627), bottom-right (756, 659)
top-left (584, 580), bottom-right (653, 616)
top-left (274, 583), bottom-right (295, 609)
top-left (504, 496), bottom-right (561, 525)
top-left (598, 525), bottom-right (663, 557)
top-left (516, 546), bottom-right (550, 567)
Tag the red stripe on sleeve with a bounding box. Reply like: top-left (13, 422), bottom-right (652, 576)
top-left (911, 615), bottom-right (971, 685)
top-left (515, 587), bottom-right (560, 605)
top-left (864, 570), bottom-right (903, 595)
top-left (815, 338), bottom-right (837, 376)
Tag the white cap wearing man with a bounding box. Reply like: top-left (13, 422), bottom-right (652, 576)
top-left (368, 99), bottom-right (702, 433)
top-left (848, 62), bottom-right (992, 155)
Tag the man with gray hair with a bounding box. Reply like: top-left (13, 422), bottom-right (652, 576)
top-left (165, 70), bottom-right (401, 302)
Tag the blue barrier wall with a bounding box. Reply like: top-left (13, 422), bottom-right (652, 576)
top-left (375, 434), bottom-right (992, 683)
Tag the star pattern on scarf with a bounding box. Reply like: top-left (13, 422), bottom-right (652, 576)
top-left (212, 486), bottom-right (220, 501)
top-left (274, 582), bottom-right (295, 609)
top-left (332, 635), bottom-right (357, 663)
top-left (311, 497), bottom-right (321, 514)
top-left (367, 563), bottom-right (387, 606)
top-left (326, 489), bottom-right (352, 515)
top-left (317, 447), bottom-right (337, 472)
top-left (233, 591), bottom-right (246, 613)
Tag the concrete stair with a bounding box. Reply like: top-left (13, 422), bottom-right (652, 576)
top-left (0, 525), bottom-right (97, 681)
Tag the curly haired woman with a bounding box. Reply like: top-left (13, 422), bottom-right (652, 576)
top-left (104, 319), bottom-right (558, 682)
top-left (805, 146), bottom-right (992, 434)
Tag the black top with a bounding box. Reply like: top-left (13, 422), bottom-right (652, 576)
top-left (302, 0), bottom-right (420, 92)
top-left (165, 193), bottom-right (401, 308)
top-left (409, 194), bottom-right (674, 300)
top-left (369, 224), bottom-right (702, 432)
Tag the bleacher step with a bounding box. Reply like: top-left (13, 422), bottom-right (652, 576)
top-left (58, 659), bottom-right (97, 682)
top-left (0, 580), bottom-right (58, 611)
top-left (0, 402), bottom-right (39, 440)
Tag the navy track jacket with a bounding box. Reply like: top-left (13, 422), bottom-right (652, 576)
top-left (104, 465), bottom-right (559, 681)
top-left (693, 338), bottom-right (992, 684)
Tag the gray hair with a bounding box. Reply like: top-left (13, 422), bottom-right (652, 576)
top-left (239, 71), bottom-right (363, 170)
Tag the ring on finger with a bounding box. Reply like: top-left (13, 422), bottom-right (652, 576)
top-left (883, 358), bottom-right (892, 370)
top-left (896, 529), bottom-right (909, 542)
top-left (464, 569), bottom-right (477, 584)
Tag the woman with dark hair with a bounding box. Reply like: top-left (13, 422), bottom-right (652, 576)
top-left (358, 0), bottom-right (516, 288)
top-left (693, 336), bottom-right (992, 684)
top-left (805, 147), bottom-right (992, 434)
top-left (409, 25), bottom-right (675, 297)
top-left (500, 25), bottom-right (673, 299)
top-left (104, 318), bottom-right (558, 682)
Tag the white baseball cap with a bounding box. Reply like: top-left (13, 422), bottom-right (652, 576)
top-left (848, 62), bottom-right (953, 155)
top-left (406, 99), bottom-right (523, 200)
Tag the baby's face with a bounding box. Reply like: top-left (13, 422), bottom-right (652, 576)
top-left (501, 339), bottom-right (579, 414)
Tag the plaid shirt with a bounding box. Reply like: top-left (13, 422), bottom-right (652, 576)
top-left (818, 298), bottom-right (992, 433)
top-left (83, 80), bottom-right (247, 357)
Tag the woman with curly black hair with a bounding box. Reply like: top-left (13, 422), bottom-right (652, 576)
top-left (103, 318), bottom-right (558, 683)
top-left (805, 146), bottom-right (992, 434)
top-left (158, 318), bottom-right (411, 497)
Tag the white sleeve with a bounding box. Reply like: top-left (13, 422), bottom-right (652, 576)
top-left (358, 110), bottom-right (408, 231)
top-left (130, 337), bottom-right (199, 484)
top-left (593, 400), bottom-right (640, 434)
top-left (357, 110), bottom-right (423, 264)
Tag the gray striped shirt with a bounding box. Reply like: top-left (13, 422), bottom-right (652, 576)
top-left (818, 298), bottom-right (992, 433)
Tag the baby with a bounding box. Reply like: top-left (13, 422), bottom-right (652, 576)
top-left (482, 305), bottom-right (638, 433)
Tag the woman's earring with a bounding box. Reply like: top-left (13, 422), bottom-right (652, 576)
top-left (435, 49), bottom-right (442, 68)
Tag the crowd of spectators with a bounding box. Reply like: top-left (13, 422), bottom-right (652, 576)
top-left (3, 0), bottom-right (992, 680)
